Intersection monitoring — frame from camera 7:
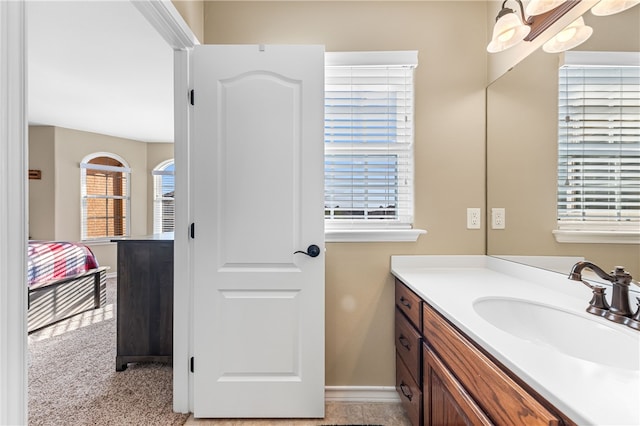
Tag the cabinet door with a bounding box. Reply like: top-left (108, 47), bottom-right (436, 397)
top-left (422, 302), bottom-right (560, 426)
top-left (423, 343), bottom-right (492, 426)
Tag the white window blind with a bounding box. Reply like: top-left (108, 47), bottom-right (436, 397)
top-left (152, 160), bottom-right (175, 233)
top-left (324, 51), bottom-right (417, 228)
top-left (557, 59), bottom-right (640, 231)
top-left (80, 154), bottom-right (131, 240)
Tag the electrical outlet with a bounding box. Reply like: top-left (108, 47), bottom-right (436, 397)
top-left (492, 208), bottom-right (505, 229)
top-left (467, 208), bottom-right (481, 229)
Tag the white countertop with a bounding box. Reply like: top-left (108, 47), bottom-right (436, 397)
top-left (391, 255), bottom-right (640, 426)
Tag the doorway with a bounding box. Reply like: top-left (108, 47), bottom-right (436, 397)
top-left (0, 1), bottom-right (195, 423)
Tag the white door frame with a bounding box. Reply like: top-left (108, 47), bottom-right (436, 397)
top-left (0, 1), bottom-right (197, 422)
top-left (0, 1), bottom-right (28, 424)
top-left (129, 1), bottom-right (198, 414)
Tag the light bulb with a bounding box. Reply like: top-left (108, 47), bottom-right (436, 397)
top-left (556, 26), bottom-right (577, 43)
top-left (542, 17), bottom-right (593, 53)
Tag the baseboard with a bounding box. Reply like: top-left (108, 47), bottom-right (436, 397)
top-left (324, 386), bottom-right (400, 403)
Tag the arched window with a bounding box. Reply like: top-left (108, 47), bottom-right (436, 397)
top-left (152, 159), bottom-right (175, 233)
top-left (81, 153), bottom-right (131, 240)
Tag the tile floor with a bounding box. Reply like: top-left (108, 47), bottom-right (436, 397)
top-left (184, 401), bottom-right (411, 425)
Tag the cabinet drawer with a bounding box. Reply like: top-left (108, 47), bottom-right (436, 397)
top-left (395, 279), bottom-right (421, 330)
top-left (395, 308), bottom-right (421, 385)
top-left (396, 355), bottom-right (422, 426)
top-left (422, 302), bottom-right (560, 426)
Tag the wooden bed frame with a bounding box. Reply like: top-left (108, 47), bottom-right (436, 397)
top-left (28, 266), bottom-right (109, 333)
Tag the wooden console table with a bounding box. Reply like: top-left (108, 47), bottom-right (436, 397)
top-left (113, 234), bottom-right (174, 371)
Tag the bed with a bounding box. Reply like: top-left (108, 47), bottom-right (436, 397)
top-left (28, 241), bottom-right (108, 333)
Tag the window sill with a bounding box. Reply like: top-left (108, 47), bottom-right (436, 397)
top-left (552, 229), bottom-right (640, 244)
top-left (325, 228), bottom-right (426, 243)
top-left (81, 238), bottom-right (122, 245)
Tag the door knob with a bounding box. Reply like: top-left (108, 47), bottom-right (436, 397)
top-left (294, 244), bottom-right (320, 258)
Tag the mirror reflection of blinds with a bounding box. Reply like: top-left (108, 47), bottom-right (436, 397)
top-left (557, 65), bottom-right (640, 227)
top-left (152, 166), bottom-right (175, 233)
top-left (324, 63), bottom-right (415, 225)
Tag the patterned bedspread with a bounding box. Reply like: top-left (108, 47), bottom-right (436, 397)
top-left (28, 241), bottom-right (99, 287)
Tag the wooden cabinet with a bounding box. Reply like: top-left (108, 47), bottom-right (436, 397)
top-left (395, 281), bottom-right (422, 329)
top-left (422, 300), bottom-right (560, 426)
top-left (395, 283), bottom-right (423, 425)
top-left (397, 351), bottom-right (422, 426)
top-left (395, 309), bottom-right (421, 382)
top-left (395, 278), bottom-right (569, 426)
top-left (423, 344), bottom-right (492, 426)
top-left (114, 237), bottom-right (173, 371)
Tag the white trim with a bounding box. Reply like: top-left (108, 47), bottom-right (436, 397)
top-left (80, 163), bottom-right (132, 173)
top-left (82, 239), bottom-right (118, 246)
top-left (173, 49), bottom-right (193, 413)
top-left (326, 228), bottom-right (426, 243)
top-left (132, 0), bottom-right (197, 413)
top-left (552, 230), bottom-right (640, 244)
top-left (561, 50), bottom-right (640, 67)
top-left (0, 1), bottom-right (28, 424)
top-left (81, 151), bottom-right (131, 169)
top-left (152, 169), bottom-right (174, 176)
top-left (324, 386), bottom-right (401, 403)
top-left (130, 0), bottom-right (200, 49)
top-left (325, 51), bottom-right (418, 68)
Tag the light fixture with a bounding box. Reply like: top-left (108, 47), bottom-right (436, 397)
top-left (525, 0), bottom-right (566, 16)
top-left (591, 0), bottom-right (640, 16)
top-left (542, 16), bottom-right (593, 52)
top-left (487, 0), bottom-right (532, 53)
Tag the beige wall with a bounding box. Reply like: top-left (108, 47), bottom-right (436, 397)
top-left (204, 1), bottom-right (488, 386)
top-left (146, 143), bottom-right (175, 235)
top-left (487, 8), bottom-right (640, 277)
top-left (28, 126), bottom-right (151, 274)
top-left (28, 126), bottom-right (55, 241)
top-left (172, 0), bottom-right (204, 43)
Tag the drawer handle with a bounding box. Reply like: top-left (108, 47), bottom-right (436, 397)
top-left (400, 296), bottom-right (411, 309)
top-left (398, 335), bottom-right (411, 351)
top-left (399, 382), bottom-right (413, 401)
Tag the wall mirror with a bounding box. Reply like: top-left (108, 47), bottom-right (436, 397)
top-left (486, 6), bottom-right (640, 276)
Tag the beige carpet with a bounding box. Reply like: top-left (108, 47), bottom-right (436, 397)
top-left (28, 277), bottom-right (189, 426)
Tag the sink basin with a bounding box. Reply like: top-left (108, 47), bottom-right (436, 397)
top-left (473, 297), bottom-right (640, 371)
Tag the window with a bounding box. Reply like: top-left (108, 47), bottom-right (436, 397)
top-left (152, 159), bottom-right (175, 233)
top-left (81, 153), bottom-right (130, 240)
top-left (556, 52), bottom-right (639, 243)
top-left (324, 51), bottom-right (418, 241)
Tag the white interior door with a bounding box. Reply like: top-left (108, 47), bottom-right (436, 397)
top-left (191, 44), bottom-right (325, 418)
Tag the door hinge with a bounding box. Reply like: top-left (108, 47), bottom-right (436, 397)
top-left (190, 356), bottom-right (194, 373)
top-left (190, 223), bottom-right (195, 239)
top-left (190, 89), bottom-right (194, 106)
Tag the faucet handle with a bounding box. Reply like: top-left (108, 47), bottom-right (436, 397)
top-left (626, 298), bottom-right (640, 331)
top-left (612, 266), bottom-right (633, 285)
top-left (586, 286), bottom-right (610, 317)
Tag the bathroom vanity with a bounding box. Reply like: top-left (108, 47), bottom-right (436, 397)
top-left (392, 256), bottom-right (640, 426)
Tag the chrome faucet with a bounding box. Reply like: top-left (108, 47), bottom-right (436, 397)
top-left (569, 261), bottom-right (640, 330)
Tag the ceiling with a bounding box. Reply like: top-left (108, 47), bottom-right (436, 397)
top-left (28, 1), bottom-right (174, 143)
